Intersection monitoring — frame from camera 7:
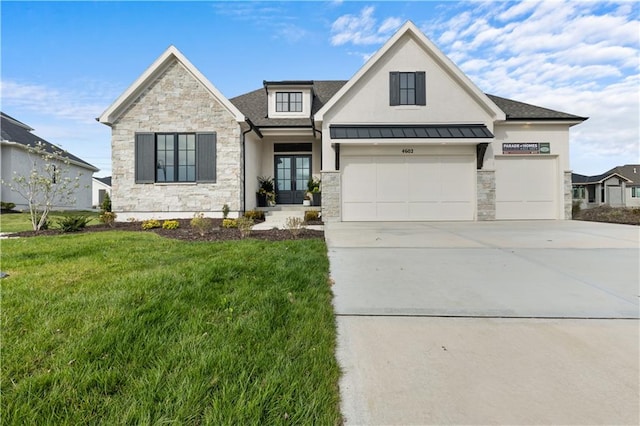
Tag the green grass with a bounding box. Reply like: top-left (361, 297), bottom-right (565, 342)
top-left (1, 232), bottom-right (341, 425)
top-left (0, 211), bottom-right (99, 233)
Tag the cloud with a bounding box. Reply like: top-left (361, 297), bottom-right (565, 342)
top-left (330, 6), bottom-right (402, 46)
top-left (420, 0), bottom-right (640, 170)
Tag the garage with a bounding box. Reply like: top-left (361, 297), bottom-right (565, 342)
top-left (341, 152), bottom-right (475, 221)
top-left (495, 157), bottom-right (558, 219)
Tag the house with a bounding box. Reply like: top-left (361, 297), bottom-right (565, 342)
top-left (98, 21), bottom-right (587, 222)
top-left (92, 176), bottom-right (112, 208)
top-left (572, 165), bottom-right (640, 209)
top-left (1, 112), bottom-right (98, 211)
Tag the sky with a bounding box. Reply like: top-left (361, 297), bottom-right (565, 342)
top-left (1, 0), bottom-right (638, 177)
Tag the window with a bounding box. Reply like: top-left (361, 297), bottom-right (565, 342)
top-left (390, 71), bottom-right (426, 106)
top-left (632, 187), bottom-right (640, 198)
top-left (572, 186), bottom-right (585, 199)
top-left (135, 132), bottom-right (216, 184)
top-left (276, 92), bottom-right (303, 112)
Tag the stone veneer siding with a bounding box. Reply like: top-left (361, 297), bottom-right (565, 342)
top-left (111, 61), bottom-right (241, 218)
top-left (564, 171), bottom-right (572, 219)
top-left (476, 170), bottom-right (496, 221)
top-left (321, 171), bottom-right (341, 222)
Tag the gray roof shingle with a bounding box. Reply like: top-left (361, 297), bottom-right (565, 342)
top-left (1, 112), bottom-right (98, 171)
top-left (230, 81), bottom-right (587, 128)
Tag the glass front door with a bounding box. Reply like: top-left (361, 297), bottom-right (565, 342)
top-left (275, 155), bottom-right (311, 204)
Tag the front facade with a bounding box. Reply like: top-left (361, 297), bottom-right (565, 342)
top-left (1, 112), bottom-right (97, 210)
top-left (572, 165), bottom-right (640, 209)
top-left (99, 22), bottom-right (586, 222)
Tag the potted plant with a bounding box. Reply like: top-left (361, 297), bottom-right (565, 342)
top-left (303, 193), bottom-right (312, 206)
top-left (257, 176), bottom-right (275, 207)
top-left (307, 176), bottom-right (321, 206)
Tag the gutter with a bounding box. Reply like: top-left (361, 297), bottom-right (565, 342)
top-left (241, 118), bottom-right (263, 214)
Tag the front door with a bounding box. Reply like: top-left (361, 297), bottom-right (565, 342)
top-left (275, 155), bottom-right (311, 204)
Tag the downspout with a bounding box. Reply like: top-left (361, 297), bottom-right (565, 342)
top-left (310, 116), bottom-right (322, 169)
top-left (242, 118), bottom-right (263, 214)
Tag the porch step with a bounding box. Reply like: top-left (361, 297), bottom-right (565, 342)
top-left (252, 206), bottom-right (320, 230)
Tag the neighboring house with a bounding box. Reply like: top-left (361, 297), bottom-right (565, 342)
top-left (98, 21), bottom-right (587, 222)
top-left (572, 165), bottom-right (640, 209)
top-left (1, 112), bottom-right (98, 211)
top-left (92, 176), bottom-right (112, 208)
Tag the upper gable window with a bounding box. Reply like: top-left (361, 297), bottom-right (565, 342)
top-left (390, 71), bottom-right (426, 106)
top-left (276, 92), bottom-right (303, 112)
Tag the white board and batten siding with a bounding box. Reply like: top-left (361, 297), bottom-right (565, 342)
top-left (341, 145), bottom-right (475, 221)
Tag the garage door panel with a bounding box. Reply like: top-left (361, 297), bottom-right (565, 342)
top-left (342, 154), bottom-right (475, 221)
top-left (342, 157), bottom-right (376, 202)
top-left (377, 158), bottom-right (409, 202)
top-left (496, 157), bottom-right (557, 220)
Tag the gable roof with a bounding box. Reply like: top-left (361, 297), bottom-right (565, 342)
top-left (315, 21), bottom-right (506, 122)
top-left (94, 176), bottom-right (112, 186)
top-left (98, 46), bottom-right (245, 125)
top-left (572, 170), bottom-right (633, 185)
top-left (487, 95), bottom-right (587, 121)
top-left (1, 112), bottom-right (98, 171)
top-left (230, 80), bottom-right (346, 128)
top-left (609, 164), bottom-right (640, 184)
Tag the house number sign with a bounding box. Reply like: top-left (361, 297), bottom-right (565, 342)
top-left (401, 148), bottom-right (414, 154)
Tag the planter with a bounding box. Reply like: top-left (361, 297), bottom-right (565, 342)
top-left (312, 192), bottom-right (321, 206)
top-left (256, 193), bottom-right (267, 207)
top-left (303, 199), bottom-right (311, 206)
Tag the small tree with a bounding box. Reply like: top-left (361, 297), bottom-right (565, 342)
top-left (3, 141), bottom-right (82, 231)
top-left (101, 192), bottom-right (112, 213)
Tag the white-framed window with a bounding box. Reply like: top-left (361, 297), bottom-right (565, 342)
top-left (632, 187), bottom-right (640, 198)
top-left (276, 92), bottom-right (303, 112)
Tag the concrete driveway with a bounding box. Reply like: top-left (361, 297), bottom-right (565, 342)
top-left (327, 221), bottom-right (639, 425)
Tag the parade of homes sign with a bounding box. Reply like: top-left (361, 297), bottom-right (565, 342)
top-left (502, 142), bottom-right (551, 154)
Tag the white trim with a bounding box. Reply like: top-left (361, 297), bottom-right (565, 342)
top-left (0, 140), bottom-right (99, 172)
top-left (315, 21), bottom-right (505, 122)
top-left (98, 46), bottom-right (245, 125)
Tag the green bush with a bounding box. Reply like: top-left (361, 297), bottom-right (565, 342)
top-left (99, 211), bottom-right (117, 227)
top-left (142, 219), bottom-right (161, 230)
top-left (57, 214), bottom-right (91, 233)
top-left (222, 203), bottom-right (230, 219)
top-left (100, 192), bottom-right (112, 213)
top-left (190, 213), bottom-right (212, 236)
top-left (304, 210), bottom-right (320, 222)
top-left (162, 220), bottom-right (180, 230)
top-left (571, 201), bottom-right (581, 219)
top-left (222, 218), bottom-right (237, 229)
top-left (1, 201), bottom-right (16, 211)
top-left (244, 209), bottom-right (265, 221)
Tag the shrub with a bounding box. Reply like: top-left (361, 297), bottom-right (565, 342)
top-left (244, 209), bottom-right (265, 221)
top-left (304, 210), bottom-right (320, 222)
top-left (99, 211), bottom-right (117, 227)
top-left (57, 214), bottom-right (91, 233)
top-left (100, 192), bottom-right (112, 213)
top-left (307, 176), bottom-right (321, 192)
top-left (1, 201), bottom-right (16, 211)
top-left (285, 216), bottom-right (304, 238)
top-left (190, 213), bottom-right (212, 236)
top-left (162, 220), bottom-right (180, 230)
top-left (222, 203), bottom-right (230, 219)
top-left (571, 201), bottom-right (581, 219)
top-left (222, 218), bottom-right (238, 229)
top-left (142, 219), bottom-right (161, 230)
top-left (236, 217), bottom-right (254, 238)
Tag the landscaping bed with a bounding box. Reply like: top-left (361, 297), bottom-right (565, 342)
top-left (7, 218), bottom-right (324, 241)
top-left (574, 205), bottom-right (640, 226)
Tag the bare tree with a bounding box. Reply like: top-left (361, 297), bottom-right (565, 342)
top-left (3, 142), bottom-right (82, 231)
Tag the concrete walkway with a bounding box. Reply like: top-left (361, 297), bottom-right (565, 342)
top-left (327, 221), bottom-right (640, 425)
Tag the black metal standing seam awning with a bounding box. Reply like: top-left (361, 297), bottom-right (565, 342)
top-left (329, 124), bottom-right (494, 139)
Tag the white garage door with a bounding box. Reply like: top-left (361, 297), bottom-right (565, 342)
top-left (342, 155), bottom-right (475, 221)
top-left (495, 157), bottom-right (558, 220)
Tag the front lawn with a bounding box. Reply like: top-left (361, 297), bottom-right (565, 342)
top-left (0, 211), bottom-right (100, 233)
top-left (1, 232), bottom-right (341, 424)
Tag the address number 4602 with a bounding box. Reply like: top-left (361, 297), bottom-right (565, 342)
top-left (401, 148), bottom-right (414, 154)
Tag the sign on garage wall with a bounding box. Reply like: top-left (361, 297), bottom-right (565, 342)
top-left (502, 142), bottom-right (550, 154)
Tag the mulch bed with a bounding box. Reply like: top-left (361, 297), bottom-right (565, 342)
top-left (9, 219), bottom-right (324, 242)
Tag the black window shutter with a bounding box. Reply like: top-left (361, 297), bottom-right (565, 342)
top-left (416, 72), bottom-right (426, 105)
top-left (389, 72), bottom-right (400, 106)
top-left (135, 133), bottom-right (155, 183)
top-left (196, 132), bottom-right (217, 182)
